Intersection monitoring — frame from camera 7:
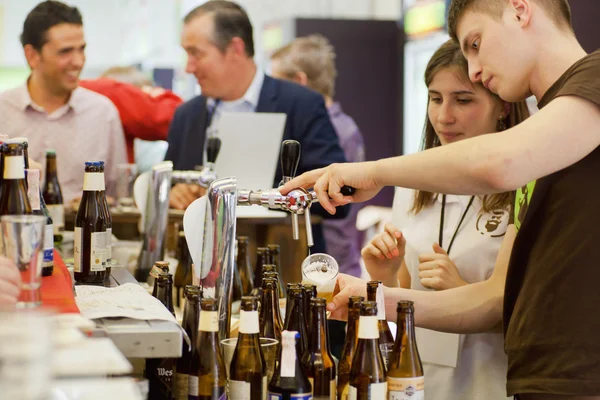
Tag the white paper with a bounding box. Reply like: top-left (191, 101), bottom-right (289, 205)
top-left (52, 337), bottom-right (133, 377)
top-left (133, 171), bottom-right (151, 233)
top-left (215, 112), bottom-right (286, 189)
top-left (415, 327), bottom-right (460, 368)
top-left (51, 377), bottom-right (143, 400)
top-left (75, 283), bottom-right (177, 323)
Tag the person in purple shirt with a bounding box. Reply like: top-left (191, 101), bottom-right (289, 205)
top-left (271, 34), bottom-right (366, 278)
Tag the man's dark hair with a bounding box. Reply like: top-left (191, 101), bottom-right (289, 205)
top-left (20, 1), bottom-right (83, 50)
top-left (447, 0), bottom-right (572, 42)
top-left (184, 0), bottom-right (254, 57)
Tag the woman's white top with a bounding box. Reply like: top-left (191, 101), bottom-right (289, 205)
top-left (391, 187), bottom-right (511, 400)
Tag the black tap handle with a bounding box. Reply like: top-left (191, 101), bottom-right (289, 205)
top-left (341, 186), bottom-right (356, 196)
top-left (206, 137), bottom-right (222, 164)
top-left (281, 140), bottom-right (301, 179)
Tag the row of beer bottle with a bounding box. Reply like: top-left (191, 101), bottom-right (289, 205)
top-left (0, 139), bottom-right (54, 276)
top-left (73, 161), bottom-right (112, 283)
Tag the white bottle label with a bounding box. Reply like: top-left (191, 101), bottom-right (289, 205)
top-left (239, 310), bottom-right (260, 334)
top-left (106, 227), bottom-right (112, 263)
top-left (74, 227), bottom-right (82, 273)
top-left (26, 169), bottom-right (41, 210)
top-left (4, 156), bottom-right (25, 179)
top-left (376, 282), bottom-right (386, 320)
top-left (188, 375), bottom-right (199, 398)
top-left (83, 172), bottom-right (105, 191)
top-left (228, 380), bottom-right (251, 400)
top-left (358, 316), bottom-right (379, 339)
top-left (47, 205), bottom-right (65, 233)
top-left (43, 223), bottom-right (54, 267)
top-left (174, 372), bottom-right (188, 400)
top-left (348, 382), bottom-right (387, 399)
top-left (90, 231), bottom-right (106, 272)
top-left (199, 311), bottom-right (219, 332)
top-left (388, 377), bottom-right (424, 399)
top-left (280, 331), bottom-right (297, 378)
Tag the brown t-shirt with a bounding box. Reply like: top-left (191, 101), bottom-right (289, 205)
top-left (505, 49), bottom-right (600, 396)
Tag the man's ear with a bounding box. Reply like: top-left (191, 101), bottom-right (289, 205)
top-left (228, 36), bottom-right (248, 58)
top-left (508, 0), bottom-right (532, 28)
top-left (295, 71), bottom-right (308, 86)
top-left (23, 44), bottom-right (40, 70)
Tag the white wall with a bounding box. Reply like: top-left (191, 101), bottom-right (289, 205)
top-left (0, 0), bottom-right (402, 72)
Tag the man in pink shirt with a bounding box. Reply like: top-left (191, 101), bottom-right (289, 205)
top-left (0, 1), bottom-right (127, 202)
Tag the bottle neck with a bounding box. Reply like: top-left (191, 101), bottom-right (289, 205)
top-left (46, 158), bottom-right (58, 181)
top-left (3, 155), bottom-right (25, 180)
top-left (368, 285), bottom-right (387, 321)
top-left (239, 309), bottom-right (260, 335)
top-left (83, 172), bottom-right (105, 191)
top-left (260, 288), bottom-right (277, 319)
top-left (346, 309), bottom-right (360, 342)
top-left (309, 305), bottom-right (329, 354)
top-left (397, 311), bottom-right (418, 349)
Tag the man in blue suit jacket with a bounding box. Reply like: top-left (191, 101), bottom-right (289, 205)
top-left (165, 0), bottom-right (348, 254)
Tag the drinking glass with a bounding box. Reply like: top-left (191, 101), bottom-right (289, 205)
top-left (116, 163), bottom-right (138, 211)
top-left (1, 215), bottom-right (45, 308)
top-left (301, 253), bottom-right (339, 303)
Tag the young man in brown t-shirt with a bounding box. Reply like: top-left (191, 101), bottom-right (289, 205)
top-left (281, 0), bottom-right (600, 398)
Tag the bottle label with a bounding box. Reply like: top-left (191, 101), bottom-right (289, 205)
top-left (47, 205), bottom-right (65, 233)
top-left (147, 358), bottom-right (174, 399)
top-left (83, 172), bottom-right (105, 191)
top-left (4, 156), bottom-right (25, 179)
top-left (376, 283), bottom-right (386, 320)
top-left (90, 231), bottom-right (106, 272)
top-left (174, 372), bottom-right (189, 400)
top-left (358, 316), bottom-right (379, 339)
top-left (43, 223), bottom-right (54, 268)
top-left (388, 376), bottom-right (424, 399)
top-left (199, 311), bottom-right (219, 332)
top-left (187, 375), bottom-right (198, 398)
top-left (26, 170), bottom-right (41, 210)
top-left (74, 227), bottom-right (82, 273)
top-left (281, 333), bottom-right (297, 378)
top-left (106, 227), bottom-right (112, 264)
top-left (268, 393), bottom-right (311, 399)
top-left (239, 310), bottom-right (260, 334)
top-left (348, 382), bottom-right (387, 399)
top-left (228, 380), bottom-right (250, 399)
top-left (309, 378), bottom-right (336, 399)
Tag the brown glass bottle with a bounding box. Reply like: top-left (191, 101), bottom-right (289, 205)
top-left (42, 149), bottom-right (64, 245)
top-left (229, 296), bottom-right (267, 400)
top-left (73, 162), bottom-right (106, 284)
top-left (193, 298), bottom-right (227, 400)
top-left (151, 261), bottom-right (170, 298)
top-left (175, 286), bottom-right (201, 400)
top-left (174, 232), bottom-right (191, 307)
top-left (283, 287), bottom-right (308, 357)
top-left (237, 236), bottom-right (254, 296)
top-left (366, 281), bottom-right (394, 367)
top-left (259, 278), bottom-right (284, 343)
top-left (302, 298), bottom-right (337, 400)
top-left (147, 273), bottom-right (178, 400)
top-left (156, 273), bottom-right (175, 316)
top-left (302, 284), bottom-right (317, 342)
top-left (97, 161), bottom-right (112, 280)
top-left (337, 296), bottom-right (364, 400)
top-left (387, 301), bottom-right (424, 399)
top-left (268, 330), bottom-right (313, 399)
top-left (348, 301), bottom-right (387, 399)
top-left (266, 244), bottom-right (285, 298)
top-left (252, 247), bottom-right (269, 295)
top-left (0, 143), bottom-right (31, 216)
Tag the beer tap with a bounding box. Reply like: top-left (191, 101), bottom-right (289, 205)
top-left (171, 137), bottom-right (222, 188)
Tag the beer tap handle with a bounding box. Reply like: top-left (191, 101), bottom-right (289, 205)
top-left (292, 214), bottom-right (300, 240)
top-left (280, 140), bottom-right (301, 184)
top-left (206, 137), bottom-right (222, 164)
top-left (304, 207), bottom-right (313, 247)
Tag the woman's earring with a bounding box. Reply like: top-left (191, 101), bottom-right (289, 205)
top-left (498, 116), bottom-right (507, 131)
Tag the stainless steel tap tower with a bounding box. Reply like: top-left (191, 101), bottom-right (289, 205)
top-left (200, 140), bottom-right (322, 341)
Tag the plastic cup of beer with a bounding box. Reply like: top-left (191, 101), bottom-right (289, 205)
top-left (301, 253), bottom-right (339, 303)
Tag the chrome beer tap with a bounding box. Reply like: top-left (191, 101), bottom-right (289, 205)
top-left (171, 137), bottom-right (222, 188)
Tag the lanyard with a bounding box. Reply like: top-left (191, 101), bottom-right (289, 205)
top-left (438, 195), bottom-right (475, 255)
